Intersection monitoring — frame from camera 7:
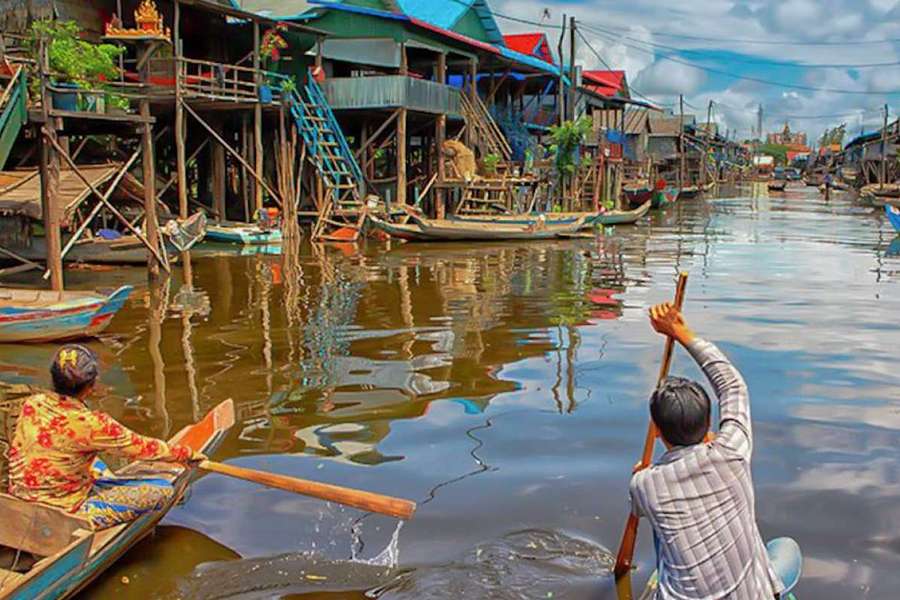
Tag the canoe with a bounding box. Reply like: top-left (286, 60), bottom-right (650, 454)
top-left (446, 200), bottom-right (652, 229)
top-left (679, 185), bottom-right (700, 199)
top-left (0, 399), bottom-right (234, 600)
top-left (205, 222), bottom-right (283, 246)
top-left (768, 181), bottom-right (787, 192)
top-left (886, 204), bottom-right (900, 233)
top-left (0, 286), bottom-right (132, 343)
top-left (368, 212), bottom-right (590, 242)
top-left (623, 185), bottom-right (654, 209)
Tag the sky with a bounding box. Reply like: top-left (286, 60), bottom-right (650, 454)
top-left (490, 0), bottom-right (900, 144)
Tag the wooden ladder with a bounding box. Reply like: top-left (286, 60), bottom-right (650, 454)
top-left (288, 79), bottom-right (368, 242)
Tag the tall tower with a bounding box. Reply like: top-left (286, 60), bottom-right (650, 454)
top-left (757, 104), bottom-right (763, 141)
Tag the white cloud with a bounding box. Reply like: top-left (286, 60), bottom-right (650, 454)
top-left (633, 60), bottom-right (707, 96)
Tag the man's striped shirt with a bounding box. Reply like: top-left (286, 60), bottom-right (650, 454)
top-left (629, 338), bottom-right (784, 599)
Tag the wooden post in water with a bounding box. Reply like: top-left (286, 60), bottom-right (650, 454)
top-left (435, 51), bottom-right (447, 219)
top-left (253, 22), bottom-right (264, 213)
top-left (557, 14), bottom-right (566, 127)
top-left (37, 37), bottom-right (63, 290)
top-left (212, 117), bottom-right (226, 219)
top-left (139, 41), bottom-right (160, 279)
top-left (397, 43), bottom-right (408, 206)
top-left (174, 0), bottom-right (188, 219)
top-left (881, 104), bottom-right (889, 190)
top-left (679, 94), bottom-right (686, 191)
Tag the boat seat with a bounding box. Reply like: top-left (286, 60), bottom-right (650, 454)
top-left (0, 494), bottom-right (91, 556)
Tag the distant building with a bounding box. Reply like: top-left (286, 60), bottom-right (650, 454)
top-left (767, 122), bottom-right (807, 147)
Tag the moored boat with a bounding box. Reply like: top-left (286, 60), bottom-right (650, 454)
top-left (0, 286), bottom-right (132, 343)
top-left (445, 200), bottom-right (652, 229)
top-left (0, 399), bottom-right (234, 600)
top-left (368, 211), bottom-right (589, 242)
top-left (622, 183), bottom-right (655, 209)
top-left (205, 222), bottom-right (283, 245)
top-left (679, 185), bottom-right (700, 199)
top-left (768, 180), bottom-right (787, 192)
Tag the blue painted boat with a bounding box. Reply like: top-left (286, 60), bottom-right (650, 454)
top-left (0, 400), bottom-right (234, 600)
top-left (885, 204), bottom-right (900, 233)
top-left (205, 222), bottom-right (283, 245)
top-left (0, 286), bottom-right (132, 343)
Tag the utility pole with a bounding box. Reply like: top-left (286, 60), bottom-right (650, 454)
top-left (569, 16), bottom-right (577, 121)
top-left (702, 99), bottom-right (713, 186)
top-left (881, 104), bottom-right (889, 189)
top-left (557, 14), bottom-right (567, 126)
top-left (679, 94), bottom-right (686, 190)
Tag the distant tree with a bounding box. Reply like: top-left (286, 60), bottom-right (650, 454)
top-left (758, 143), bottom-right (789, 165)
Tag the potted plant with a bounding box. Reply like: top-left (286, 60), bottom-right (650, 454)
top-left (259, 23), bottom-right (288, 104)
top-left (26, 20), bottom-right (124, 111)
top-left (482, 153), bottom-right (500, 176)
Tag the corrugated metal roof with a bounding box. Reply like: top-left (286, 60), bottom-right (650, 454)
top-left (229, 0), bottom-right (313, 18)
top-left (503, 33), bottom-right (553, 63)
top-left (582, 70), bottom-right (627, 98)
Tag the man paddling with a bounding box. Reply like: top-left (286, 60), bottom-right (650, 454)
top-left (6, 344), bottom-right (204, 529)
top-left (629, 303), bottom-right (800, 599)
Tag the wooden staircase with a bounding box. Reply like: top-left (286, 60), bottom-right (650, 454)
top-left (459, 92), bottom-right (512, 164)
top-left (287, 78), bottom-right (367, 242)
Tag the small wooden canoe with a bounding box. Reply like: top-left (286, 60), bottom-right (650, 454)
top-left (623, 184), bottom-right (654, 209)
top-left (768, 180), bottom-right (787, 192)
top-left (0, 286), bottom-right (132, 343)
top-left (445, 201), bottom-right (651, 229)
top-left (679, 185), bottom-right (700, 199)
top-left (0, 399), bottom-right (234, 600)
top-left (205, 222), bottom-right (283, 246)
top-left (368, 212), bottom-right (590, 242)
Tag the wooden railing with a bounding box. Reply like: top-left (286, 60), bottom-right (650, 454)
top-left (176, 57), bottom-right (277, 103)
top-left (459, 91), bottom-right (512, 162)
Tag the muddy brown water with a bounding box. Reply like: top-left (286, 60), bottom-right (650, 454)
top-left (1, 183), bottom-right (898, 599)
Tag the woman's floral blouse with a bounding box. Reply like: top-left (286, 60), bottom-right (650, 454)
top-left (7, 392), bottom-right (191, 512)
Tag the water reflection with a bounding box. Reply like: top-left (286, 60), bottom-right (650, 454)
top-left (1, 184), bottom-right (896, 599)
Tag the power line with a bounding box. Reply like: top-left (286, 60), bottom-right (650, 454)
top-left (579, 23), bottom-right (900, 69)
top-left (574, 27), bottom-right (661, 106)
top-left (583, 27), bottom-right (900, 95)
top-left (493, 11), bottom-right (900, 47)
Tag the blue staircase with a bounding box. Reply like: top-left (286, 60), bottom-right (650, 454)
top-left (286, 78), bottom-right (367, 242)
top-left (0, 67), bottom-right (27, 171)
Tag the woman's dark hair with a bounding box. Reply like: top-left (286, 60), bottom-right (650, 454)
top-left (650, 376), bottom-right (711, 446)
top-left (50, 344), bottom-right (99, 397)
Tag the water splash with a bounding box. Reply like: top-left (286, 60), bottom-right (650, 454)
top-left (352, 521), bottom-right (403, 568)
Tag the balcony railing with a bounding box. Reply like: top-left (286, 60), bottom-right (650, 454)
top-left (320, 75), bottom-right (460, 115)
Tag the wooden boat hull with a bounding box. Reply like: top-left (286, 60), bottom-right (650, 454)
top-left (623, 187), bottom-right (654, 209)
top-left (0, 400), bottom-right (234, 600)
top-left (447, 201), bottom-right (652, 229)
top-left (768, 182), bottom-right (787, 192)
top-left (678, 185), bottom-right (700, 199)
top-left (205, 223), bottom-right (283, 246)
top-left (368, 213), bottom-right (588, 242)
top-left (0, 286), bottom-right (132, 343)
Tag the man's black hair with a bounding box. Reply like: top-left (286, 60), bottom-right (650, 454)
top-left (650, 376), bottom-right (711, 446)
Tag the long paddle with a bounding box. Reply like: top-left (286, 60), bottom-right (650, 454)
top-left (613, 272), bottom-right (689, 579)
top-left (199, 460), bottom-right (417, 520)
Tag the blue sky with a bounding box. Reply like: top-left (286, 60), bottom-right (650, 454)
top-left (492, 0), bottom-right (900, 143)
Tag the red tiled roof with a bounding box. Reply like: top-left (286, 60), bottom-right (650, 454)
top-left (582, 70), bottom-right (627, 98)
top-left (503, 32), bottom-right (553, 63)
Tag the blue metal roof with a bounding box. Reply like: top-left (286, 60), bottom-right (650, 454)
top-left (394, 0), bottom-right (504, 45)
top-left (498, 46), bottom-right (569, 82)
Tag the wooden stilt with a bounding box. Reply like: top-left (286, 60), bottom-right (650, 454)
top-left (253, 22), bottom-right (264, 212)
top-left (38, 38), bottom-right (63, 290)
top-left (174, 0), bottom-right (188, 219)
top-left (397, 108), bottom-right (407, 206)
top-left (139, 42), bottom-right (160, 278)
top-left (435, 52), bottom-right (446, 219)
top-left (212, 117), bottom-right (227, 220)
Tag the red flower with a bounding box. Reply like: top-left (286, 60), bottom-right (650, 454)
top-left (23, 473), bottom-right (39, 488)
top-left (141, 439), bottom-right (160, 457)
top-left (172, 445), bottom-right (190, 461)
top-left (101, 421), bottom-right (123, 438)
top-left (21, 404), bottom-right (35, 417)
top-left (8, 446), bottom-right (18, 458)
top-left (37, 430), bottom-right (53, 448)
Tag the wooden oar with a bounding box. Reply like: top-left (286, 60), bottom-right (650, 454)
top-left (199, 461), bottom-right (416, 520)
top-left (613, 272), bottom-right (689, 579)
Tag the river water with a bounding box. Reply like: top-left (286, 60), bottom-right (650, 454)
top-left (2, 183), bottom-right (898, 599)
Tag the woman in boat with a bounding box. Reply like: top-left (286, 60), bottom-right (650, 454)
top-left (6, 344), bottom-right (204, 529)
